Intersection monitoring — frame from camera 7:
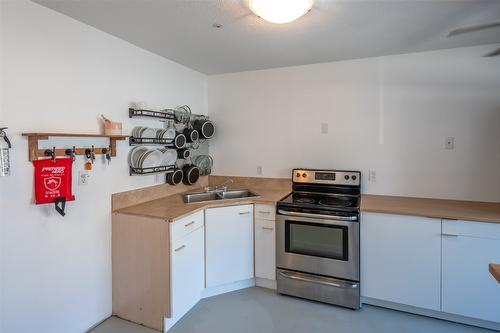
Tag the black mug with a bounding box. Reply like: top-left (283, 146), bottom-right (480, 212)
top-left (166, 168), bottom-right (183, 185)
top-left (183, 128), bottom-right (199, 143)
top-left (193, 119), bottom-right (215, 139)
top-left (177, 149), bottom-right (191, 160)
top-left (182, 164), bottom-right (200, 185)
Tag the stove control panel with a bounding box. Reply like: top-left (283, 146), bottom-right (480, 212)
top-left (293, 169), bottom-right (361, 186)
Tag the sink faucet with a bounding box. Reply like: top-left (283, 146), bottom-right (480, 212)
top-left (205, 178), bottom-right (234, 193)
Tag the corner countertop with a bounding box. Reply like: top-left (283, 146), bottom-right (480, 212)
top-left (114, 185), bottom-right (500, 224)
top-left (114, 185), bottom-right (291, 222)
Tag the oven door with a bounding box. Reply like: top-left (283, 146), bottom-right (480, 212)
top-left (276, 210), bottom-right (359, 281)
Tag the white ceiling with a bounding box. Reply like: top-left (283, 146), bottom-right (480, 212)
top-left (34, 0), bottom-right (500, 75)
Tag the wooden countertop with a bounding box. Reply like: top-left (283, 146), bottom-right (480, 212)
top-left (490, 264), bottom-right (500, 283)
top-left (361, 195), bottom-right (500, 224)
top-left (115, 182), bottom-right (500, 224)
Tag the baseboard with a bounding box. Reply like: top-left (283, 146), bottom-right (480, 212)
top-left (362, 297), bottom-right (500, 331)
top-left (202, 278), bottom-right (255, 299)
top-left (85, 314), bottom-right (113, 332)
top-left (255, 277), bottom-right (276, 290)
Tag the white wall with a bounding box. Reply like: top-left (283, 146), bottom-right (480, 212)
top-left (0, 2), bottom-right (207, 333)
top-left (208, 45), bottom-right (500, 202)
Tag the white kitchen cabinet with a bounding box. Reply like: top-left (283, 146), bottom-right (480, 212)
top-left (205, 204), bottom-right (254, 288)
top-left (361, 212), bottom-right (441, 311)
top-left (255, 205), bottom-right (276, 281)
top-left (166, 219), bottom-right (205, 330)
top-left (442, 220), bottom-right (500, 323)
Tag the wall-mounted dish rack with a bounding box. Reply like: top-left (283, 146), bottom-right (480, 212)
top-left (128, 106), bottom-right (211, 177)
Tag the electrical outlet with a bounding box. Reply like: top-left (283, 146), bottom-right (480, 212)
top-left (321, 123), bottom-right (329, 134)
top-left (79, 170), bottom-right (90, 186)
top-left (368, 170), bottom-right (377, 182)
top-left (256, 166), bottom-right (263, 175)
top-left (445, 137), bottom-right (455, 150)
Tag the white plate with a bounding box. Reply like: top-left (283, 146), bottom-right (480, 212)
top-left (162, 128), bottom-right (176, 139)
top-left (155, 129), bottom-right (166, 138)
top-left (162, 149), bottom-right (177, 166)
top-left (132, 126), bottom-right (143, 138)
top-left (141, 127), bottom-right (156, 138)
top-left (128, 146), bottom-right (148, 168)
top-left (140, 149), bottom-right (163, 168)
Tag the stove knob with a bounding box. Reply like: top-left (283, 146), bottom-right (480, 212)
top-left (352, 175), bottom-right (357, 181)
top-left (344, 175), bottom-right (350, 180)
top-left (296, 172), bottom-right (301, 177)
top-left (302, 173), bottom-right (307, 178)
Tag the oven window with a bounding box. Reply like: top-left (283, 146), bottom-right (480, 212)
top-left (285, 220), bottom-right (348, 261)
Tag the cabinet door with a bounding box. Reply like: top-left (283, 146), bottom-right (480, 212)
top-left (361, 213), bottom-right (441, 310)
top-left (442, 220), bottom-right (500, 323)
top-left (167, 226), bottom-right (205, 330)
top-left (255, 218), bottom-right (275, 280)
top-left (206, 204), bottom-right (254, 288)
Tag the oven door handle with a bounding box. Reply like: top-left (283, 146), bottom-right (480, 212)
top-left (277, 209), bottom-right (357, 221)
top-left (278, 270), bottom-right (359, 289)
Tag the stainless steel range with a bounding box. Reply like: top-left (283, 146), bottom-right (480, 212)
top-left (276, 168), bottom-right (361, 309)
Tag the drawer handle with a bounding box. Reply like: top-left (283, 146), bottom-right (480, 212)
top-left (184, 221), bottom-right (195, 227)
top-left (174, 245), bottom-right (186, 252)
top-left (442, 233), bottom-right (459, 237)
top-left (258, 211), bottom-right (271, 214)
top-left (239, 211), bottom-right (251, 215)
top-left (262, 226), bottom-right (274, 230)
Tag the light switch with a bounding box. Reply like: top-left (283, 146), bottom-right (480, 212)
top-left (321, 123), bottom-right (329, 134)
top-left (368, 170), bottom-right (377, 182)
top-left (445, 137), bottom-right (455, 150)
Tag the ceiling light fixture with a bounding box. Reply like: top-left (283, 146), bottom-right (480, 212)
top-left (248, 0), bottom-right (314, 24)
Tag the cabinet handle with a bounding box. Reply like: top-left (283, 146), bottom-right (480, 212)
top-left (238, 211), bottom-right (251, 215)
top-left (258, 211), bottom-right (271, 214)
top-left (262, 226), bottom-right (274, 230)
top-left (174, 245), bottom-right (186, 252)
top-left (441, 233), bottom-right (459, 237)
top-left (184, 221), bottom-right (195, 227)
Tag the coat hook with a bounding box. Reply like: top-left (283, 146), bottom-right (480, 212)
top-left (65, 147), bottom-right (76, 161)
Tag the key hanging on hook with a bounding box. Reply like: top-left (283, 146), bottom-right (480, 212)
top-left (102, 147), bottom-right (111, 165)
top-left (84, 148), bottom-right (92, 171)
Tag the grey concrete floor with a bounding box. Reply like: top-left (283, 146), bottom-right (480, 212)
top-left (90, 287), bottom-right (495, 333)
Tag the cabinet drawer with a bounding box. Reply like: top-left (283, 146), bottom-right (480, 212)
top-left (171, 210), bottom-right (204, 242)
top-left (255, 204), bottom-right (275, 220)
top-left (442, 220), bottom-right (500, 240)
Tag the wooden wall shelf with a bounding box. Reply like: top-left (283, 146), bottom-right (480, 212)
top-left (22, 132), bottom-right (128, 161)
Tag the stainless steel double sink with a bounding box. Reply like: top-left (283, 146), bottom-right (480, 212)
top-left (183, 189), bottom-right (260, 204)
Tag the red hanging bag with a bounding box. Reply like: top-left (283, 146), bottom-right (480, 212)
top-left (33, 158), bottom-right (75, 215)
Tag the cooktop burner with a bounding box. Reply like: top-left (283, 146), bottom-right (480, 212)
top-left (295, 197), bottom-right (315, 204)
top-left (318, 197), bottom-right (353, 207)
